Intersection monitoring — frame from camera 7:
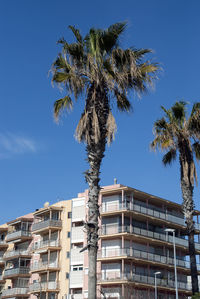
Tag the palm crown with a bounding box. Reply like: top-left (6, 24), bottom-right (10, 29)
top-left (151, 101), bottom-right (200, 186)
top-left (52, 22), bottom-right (158, 145)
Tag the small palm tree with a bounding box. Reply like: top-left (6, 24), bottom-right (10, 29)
top-left (52, 22), bottom-right (159, 299)
top-left (151, 101), bottom-right (200, 294)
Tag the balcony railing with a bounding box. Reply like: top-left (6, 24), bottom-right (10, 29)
top-left (33, 239), bottom-right (60, 251)
top-left (98, 247), bottom-right (200, 270)
top-left (4, 249), bottom-right (30, 259)
top-left (100, 225), bottom-right (200, 250)
top-left (0, 254), bottom-right (4, 263)
top-left (98, 273), bottom-right (191, 291)
top-left (0, 274), bottom-right (4, 281)
top-left (69, 295), bottom-right (83, 299)
top-left (4, 267), bottom-right (30, 277)
top-left (30, 261), bottom-right (59, 271)
top-left (29, 281), bottom-right (59, 292)
top-left (1, 287), bottom-right (28, 297)
top-left (32, 220), bottom-right (62, 232)
top-left (70, 271), bottom-right (84, 288)
top-left (101, 202), bottom-right (200, 230)
top-left (71, 226), bottom-right (84, 243)
top-left (6, 230), bottom-right (31, 241)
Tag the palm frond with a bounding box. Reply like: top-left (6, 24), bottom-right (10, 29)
top-left (68, 25), bottom-right (83, 43)
top-left (162, 148), bottom-right (177, 166)
top-left (114, 89), bottom-right (131, 112)
top-left (193, 142), bottom-right (200, 161)
top-left (106, 111), bottom-right (117, 145)
top-left (171, 101), bottom-right (186, 125)
top-left (54, 96), bottom-right (73, 121)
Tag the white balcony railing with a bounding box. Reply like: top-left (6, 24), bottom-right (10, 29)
top-left (0, 240), bottom-right (7, 245)
top-left (4, 249), bottom-right (30, 259)
top-left (1, 287), bottom-right (28, 297)
top-left (70, 271), bottom-right (84, 288)
top-left (100, 224), bottom-right (200, 250)
top-left (30, 261), bottom-right (58, 271)
top-left (71, 248), bottom-right (84, 265)
top-left (98, 247), bottom-right (200, 270)
top-left (6, 230), bottom-right (31, 241)
top-left (32, 219), bottom-right (62, 232)
top-left (98, 273), bottom-right (191, 290)
top-left (29, 281), bottom-right (59, 292)
top-left (101, 202), bottom-right (200, 231)
top-left (33, 239), bottom-right (60, 251)
top-left (71, 227), bottom-right (84, 243)
top-left (0, 274), bottom-right (3, 281)
top-left (4, 267), bottom-right (30, 277)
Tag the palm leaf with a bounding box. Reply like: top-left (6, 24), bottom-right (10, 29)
top-left (162, 148), bottom-right (177, 166)
top-left (193, 142), bottom-right (200, 161)
top-left (68, 25), bottom-right (83, 44)
top-left (54, 96), bottom-right (73, 121)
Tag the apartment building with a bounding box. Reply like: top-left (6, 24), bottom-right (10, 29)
top-left (69, 184), bottom-right (200, 299)
top-left (2, 214), bottom-right (33, 299)
top-left (1, 183), bottom-right (200, 299)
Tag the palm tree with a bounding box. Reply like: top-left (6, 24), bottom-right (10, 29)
top-left (151, 101), bottom-right (200, 294)
top-left (51, 22), bottom-right (159, 299)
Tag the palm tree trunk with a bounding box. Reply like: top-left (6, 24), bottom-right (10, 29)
top-left (84, 83), bottom-right (109, 299)
top-left (181, 179), bottom-right (199, 294)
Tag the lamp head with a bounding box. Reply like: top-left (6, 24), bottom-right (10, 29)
top-left (155, 271), bottom-right (161, 275)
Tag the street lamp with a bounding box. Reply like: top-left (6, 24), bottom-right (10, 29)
top-left (165, 228), bottom-right (178, 299)
top-left (154, 271), bottom-right (161, 299)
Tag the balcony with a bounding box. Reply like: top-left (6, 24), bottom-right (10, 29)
top-left (4, 249), bottom-right (30, 260)
top-left (71, 248), bottom-right (84, 265)
top-left (0, 274), bottom-right (4, 282)
top-left (33, 239), bottom-right (60, 251)
top-left (29, 281), bottom-right (59, 292)
top-left (3, 267), bottom-right (30, 278)
top-left (97, 247), bottom-right (200, 270)
top-left (98, 273), bottom-right (191, 291)
top-left (71, 226), bottom-right (84, 243)
top-left (32, 220), bottom-right (62, 233)
top-left (69, 295), bottom-right (83, 299)
top-left (0, 254), bottom-right (5, 264)
top-left (1, 287), bottom-right (28, 298)
top-left (30, 261), bottom-right (59, 272)
top-left (100, 225), bottom-right (200, 251)
top-left (6, 230), bottom-right (31, 242)
top-left (70, 271), bottom-right (84, 288)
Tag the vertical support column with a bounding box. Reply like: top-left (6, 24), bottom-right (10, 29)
top-left (122, 236), bottom-right (124, 254)
top-left (50, 209), bottom-right (52, 220)
top-left (122, 212), bottom-right (124, 233)
top-left (122, 259), bottom-right (124, 279)
top-left (122, 284), bottom-right (124, 298)
top-left (122, 189), bottom-right (124, 209)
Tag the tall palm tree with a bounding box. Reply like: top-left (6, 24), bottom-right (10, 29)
top-left (151, 101), bottom-right (200, 294)
top-left (51, 22), bottom-right (159, 299)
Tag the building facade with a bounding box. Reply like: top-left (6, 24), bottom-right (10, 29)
top-left (1, 183), bottom-right (200, 299)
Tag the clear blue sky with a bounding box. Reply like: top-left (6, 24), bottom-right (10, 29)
top-left (1, 0), bottom-right (200, 223)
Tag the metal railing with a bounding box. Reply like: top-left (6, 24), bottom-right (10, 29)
top-left (101, 202), bottom-right (200, 230)
top-left (29, 281), bottom-right (59, 292)
top-left (30, 261), bottom-right (59, 271)
top-left (33, 239), bottom-right (60, 250)
top-left (98, 273), bottom-right (191, 290)
top-left (98, 247), bottom-right (200, 270)
top-left (4, 249), bottom-right (30, 259)
top-left (3, 267), bottom-right (30, 277)
top-left (100, 224), bottom-right (200, 250)
top-left (0, 274), bottom-right (3, 281)
top-left (32, 219), bottom-right (62, 232)
top-left (6, 230), bottom-right (31, 241)
top-left (1, 287), bottom-right (28, 297)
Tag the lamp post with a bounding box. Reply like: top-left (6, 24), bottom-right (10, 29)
top-left (165, 228), bottom-right (178, 299)
top-left (154, 271), bottom-right (161, 299)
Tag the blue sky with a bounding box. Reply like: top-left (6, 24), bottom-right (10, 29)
top-left (1, 0), bottom-right (200, 223)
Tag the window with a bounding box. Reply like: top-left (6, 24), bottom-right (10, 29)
top-left (67, 232), bottom-right (70, 238)
top-left (66, 251), bottom-right (70, 258)
top-left (66, 272), bottom-right (69, 279)
top-left (72, 265), bottom-right (83, 271)
top-left (68, 212), bottom-right (72, 218)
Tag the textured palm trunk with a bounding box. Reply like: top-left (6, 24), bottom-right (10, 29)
top-left (84, 83), bottom-right (109, 299)
top-left (181, 179), bottom-right (199, 294)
